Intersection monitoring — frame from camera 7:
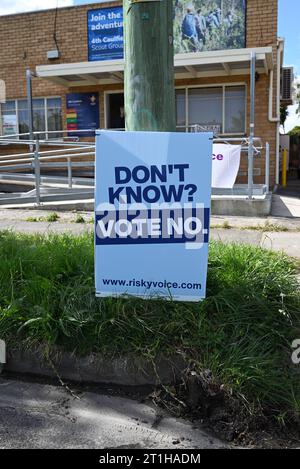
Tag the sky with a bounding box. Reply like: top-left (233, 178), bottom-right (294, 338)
top-left (0, 0), bottom-right (104, 16)
top-left (0, 0), bottom-right (299, 130)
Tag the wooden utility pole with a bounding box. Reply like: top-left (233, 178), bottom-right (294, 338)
top-left (123, 0), bottom-right (176, 132)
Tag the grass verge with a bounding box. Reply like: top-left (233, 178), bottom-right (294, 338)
top-left (0, 231), bottom-right (299, 428)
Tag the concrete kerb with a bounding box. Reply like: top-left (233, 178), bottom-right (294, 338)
top-left (5, 346), bottom-right (187, 386)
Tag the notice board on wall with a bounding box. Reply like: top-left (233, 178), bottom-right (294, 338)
top-left (66, 93), bottom-right (99, 137)
top-left (95, 130), bottom-right (213, 302)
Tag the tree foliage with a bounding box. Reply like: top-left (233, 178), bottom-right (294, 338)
top-left (280, 105), bottom-right (289, 130)
top-left (288, 126), bottom-right (300, 137)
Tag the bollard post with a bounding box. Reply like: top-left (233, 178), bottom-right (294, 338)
top-left (282, 149), bottom-right (287, 188)
top-left (67, 157), bottom-right (73, 189)
top-left (265, 142), bottom-right (270, 193)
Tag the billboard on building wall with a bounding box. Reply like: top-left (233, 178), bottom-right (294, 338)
top-left (174, 0), bottom-right (246, 54)
top-left (66, 93), bottom-right (99, 137)
top-left (88, 6), bottom-right (123, 61)
top-left (95, 130), bottom-right (213, 302)
top-left (87, 1), bottom-right (246, 61)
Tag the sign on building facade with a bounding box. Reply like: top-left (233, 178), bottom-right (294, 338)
top-left (2, 115), bottom-right (17, 136)
top-left (95, 131), bottom-right (213, 302)
top-left (174, 0), bottom-right (246, 54)
top-left (88, 6), bottom-right (123, 61)
top-left (66, 93), bottom-right (99, 137)
top-left (87, 1), bottom-right (246, 61)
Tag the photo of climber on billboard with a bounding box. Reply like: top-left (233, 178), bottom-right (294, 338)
top-left (174, 0), bottom-right (246, 54)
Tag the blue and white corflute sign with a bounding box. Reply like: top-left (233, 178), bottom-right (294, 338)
top-left (95, 131), bottom-right (213, 302)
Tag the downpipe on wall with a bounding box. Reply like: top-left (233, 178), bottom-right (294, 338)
top-left (268, 38), bottom-right (284, 186)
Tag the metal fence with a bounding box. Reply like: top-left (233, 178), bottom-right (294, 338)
top-left (0, 128), bottom-right (270, 206)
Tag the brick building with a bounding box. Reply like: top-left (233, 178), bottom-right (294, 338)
top-left (0, 0), bottom-right (285, 188)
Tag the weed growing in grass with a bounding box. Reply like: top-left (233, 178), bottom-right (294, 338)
top-left (211, 221), bottom-right (291, 232)
top-left (74, 214), bottom-right (85, 224)
top-left (25, 213), bottom-right (60, 223)
top-left (241, 222), bottom-right (290, 232)
top-left (222, 221), bottom-right (231, 230)
top-left (25, 217), bottom-right (39, 222)
top-left (0, 231), bottom-right (299, 420)
top-left (210, 221), bottom-right (232, 230)
top-left (263, 221), bottom-right (289, 232)
top-left (44, 213), bottom-right (60, 223)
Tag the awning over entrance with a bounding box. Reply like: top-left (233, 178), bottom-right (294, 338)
top-left (36, 47), bottom-right (274, 87)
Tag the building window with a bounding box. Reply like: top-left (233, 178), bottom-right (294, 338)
top-left (188, 87), bottom-right (223, 130)
top-left (176, 89), bottom-right (186, 132)
top-left (46, 98), bottom-right (63, 139)
top-left (176, 85), bottom-right (246, 135)
top-left (1, 97), bottom-right (62, 139)
top-left (224, 86), bottom-right (246, 134)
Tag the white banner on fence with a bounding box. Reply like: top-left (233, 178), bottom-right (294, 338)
top-left (212, 144), bottom-right (241, 189)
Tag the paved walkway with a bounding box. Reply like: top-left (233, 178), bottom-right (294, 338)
top-left (275, 179), bottom-right (300, 200)
top-left (0, 209), bottom-right (299, 258)
top-left (271, 195), bottom-right (300, 218)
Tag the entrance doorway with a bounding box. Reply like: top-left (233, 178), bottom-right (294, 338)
top-left (280, 134), bottom-right (300, 197)
top-left (106, 93), bottom-right (125, 129)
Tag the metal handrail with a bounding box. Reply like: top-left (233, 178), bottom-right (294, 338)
top-left (0, 139), bottom-right (95, 148)
top-left (0, 128), bottom-right (270, 206)
top-left (0, 153), bottom-right (95, 166)
top-left (0, 146), bottom-right (95, 161)
top-left (0, 129), bottom-right (96, 140)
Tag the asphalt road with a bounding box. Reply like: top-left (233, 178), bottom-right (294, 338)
top-left (0, 377), bottom-right (225, 449)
